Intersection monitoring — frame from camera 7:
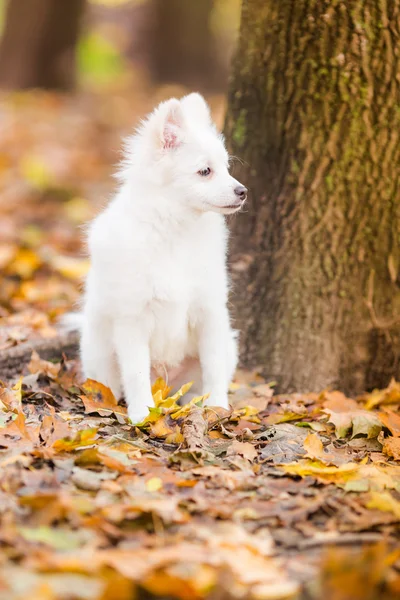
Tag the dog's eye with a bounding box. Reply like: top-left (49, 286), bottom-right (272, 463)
top-left (198, 167), bottom-right (211, 177)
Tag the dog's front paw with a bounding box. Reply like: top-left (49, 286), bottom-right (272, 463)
top-left (127, 404), bottom-right (151, 425)
top-left (205, 392), bottom-right (230, 411)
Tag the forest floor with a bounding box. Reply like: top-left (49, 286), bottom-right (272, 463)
top-left (1, 91), bottom-right (400, 600)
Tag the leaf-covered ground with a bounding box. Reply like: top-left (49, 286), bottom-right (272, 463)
top-left (0, 356), bottom-right (400, 600)
top-left (1, 92), bottom-right (400, 600)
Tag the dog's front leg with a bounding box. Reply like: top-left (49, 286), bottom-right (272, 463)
top-left (113, 318), bottom-right (153, 423)
top-left (198, 307), bottom-right (232, 410)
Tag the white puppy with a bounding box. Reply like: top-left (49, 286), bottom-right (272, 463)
top-left (68, 93), bottom-right (247, 423)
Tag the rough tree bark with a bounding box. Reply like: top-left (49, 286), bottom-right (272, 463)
top-left (225, 0), bottom-right (400, 395)
top-left (0, 0), bottom-right (86, 90)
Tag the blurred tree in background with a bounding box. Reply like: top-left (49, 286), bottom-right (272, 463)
top-left (0, 0), bottom-right (86, 89)
top-left (0, 0), bottom-right (238, 92)
top-left (226, 0), bottom-right (400, 396)
top-left (150, 0), bottom-right (225, 91)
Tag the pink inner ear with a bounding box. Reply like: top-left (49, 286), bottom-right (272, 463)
top-left (163, 125), bottom-right (180, 150)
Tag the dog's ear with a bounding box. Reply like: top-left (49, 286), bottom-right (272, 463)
top-left (155, 98), bottom-right (185, 150)
top-left (181, 93), bottom-right (211, 126)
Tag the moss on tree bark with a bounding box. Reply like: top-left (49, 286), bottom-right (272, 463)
top-left (225, 0), bottom-right (400, 395)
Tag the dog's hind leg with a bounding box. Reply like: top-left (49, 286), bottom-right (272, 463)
top-left (81, 313), bottom-right (122, 399)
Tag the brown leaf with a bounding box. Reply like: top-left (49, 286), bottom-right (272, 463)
top-left (382, 436), bottom-right (400, 461)
top-left (182, 406), bottom-right (207, 452)
top-left (40, 407), bottom-right (70, 447)
top-left (320, 390), bottom-right (358, 412)
top-left (228, 440), bottom-right (257, 462)
top-left (28, 351), bottom-right (60, 379)
top-left (379, 409), bottom-right (400, 437)
top-left (257, 423), bottom-right (308, 464)
top-left (303, 433), bottom-right (324, 459)
top-left (324, 408), bottom-right (382, 439)
top-left (80, 379), bottom-right (127, 419)
top-left (360, 379), bottom-right (400, 410)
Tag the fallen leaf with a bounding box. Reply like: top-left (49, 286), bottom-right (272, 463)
top-left (228, 440), bottom-right (257, 462)
top-left (49, 254), bottom-right (90, 280)
top-left (28, 351), bottom-right (60, 379)
top-left (382, 436), bottom-right (400, 461)
top-left (6, 248), bottom-right (42, 279)
top-left (80, 379), bottom-right (127, 418)
top-left (361, 379), bottom-right (400, 410)
top-left (366, 491), bottom-right (400, 519)
top-left (52, 428), bottom-right (98, 452)
top-left (320, 390), bottom-right (359, 412)
top-left (303, 433), bottom-right (324, 459)
top-left (257, 424), bottom-right (308, 464)
top-left (146, 477), bottom-right (163, 492)
top-left (19, 526), bottom-right (92, 551)
top-left (379, 409), bottom-right (400, 437)
top-left (323, 408), bottom-right (382, 439)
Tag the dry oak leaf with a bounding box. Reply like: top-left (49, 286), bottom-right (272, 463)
top-left (228, 440), bottom-right (258, 462)
top-left (80, 379), bottom-right (127, 419)
top-left (28, 351), bottom-right (60, 379)
top-left (360, 379), bottom-right (400, 410)
top-left (303, 433), bottom-right (324, 459)
top-left (323, 408), bottom-right (382, 439)
top-left (0, 378), bottom-right (22, 412)
top-left (382, 436), bottom-right (400, 461)
top-left (320, 390), bottom-right (359, 412)
top-left (379, 409), bottom-right (400, 437)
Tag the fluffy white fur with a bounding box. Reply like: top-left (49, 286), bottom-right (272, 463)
top-left (69, 93), bottom-right (247, 423)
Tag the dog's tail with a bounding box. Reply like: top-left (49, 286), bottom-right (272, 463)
top-left (58, 312), bottom-right (83, 334)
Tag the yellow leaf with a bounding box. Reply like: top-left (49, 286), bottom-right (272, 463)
top-left (7, 248), bottom-right (42, 279)
top-left (52, 428), bottom-right (98, 452)
top-left (232, 405), bottom-right (261, 423)
top-left (166, 431), bottom-right (185, 444)
top-left (146, 477), bottom-right (163, 492)
top-left (50, 255), bottom-right (90, 280)
top-left (171, 394), bottom-right (208, 420)
top-left (265, 410), bottom-right (307, 425)
top-left (361, 379), bottom-right (400, 410)
top-left (149, 416), bottom-right (177, 438)
top-left (366, 491), bottom-right (400, 519)
top-left (281, 459), bottom-right (362, 483)
top-left (20, 155), bottom-right (52, 189)
top-left (170, 381), bottom-right (193, 402)
top-left (152, 377), bottom-right (172, 400)
top-left (282, 459), bottom-right (400, 492)
top-left (63, 197), bottom-right (92, 223)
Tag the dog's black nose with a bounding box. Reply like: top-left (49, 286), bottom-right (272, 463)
top-left (234, 185), bottom-right (248, 201)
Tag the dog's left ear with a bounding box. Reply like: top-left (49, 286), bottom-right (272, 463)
top-left (181, 93), bottom-right (211, 126)
top-left (158, 98), bottom-right (185, 150)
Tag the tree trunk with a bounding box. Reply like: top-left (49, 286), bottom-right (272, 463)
top-left (0, 0), bottom-right (86, 90)
top-left (225, 0), bottom-right (400, 395)
top-left (150, 0), bottom-right (225, 91)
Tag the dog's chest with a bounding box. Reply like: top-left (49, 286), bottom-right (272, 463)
top-left (147, 237), bottom-right (209, 363)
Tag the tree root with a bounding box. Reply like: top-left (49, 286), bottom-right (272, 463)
top-left (0, 331), bottom-right (79, 381)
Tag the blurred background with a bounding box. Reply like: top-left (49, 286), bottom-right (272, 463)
top-left (0, 0), bottom-right (241, 348)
